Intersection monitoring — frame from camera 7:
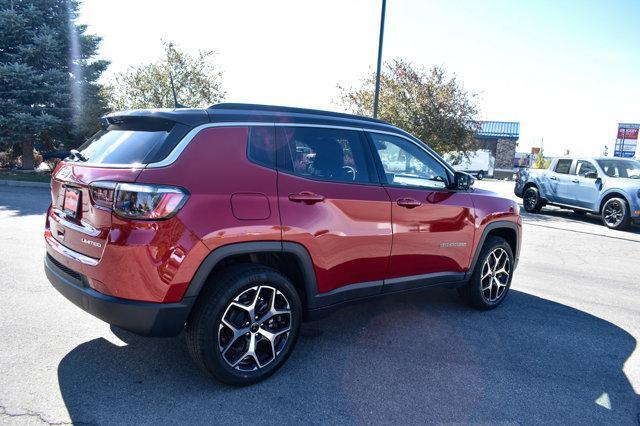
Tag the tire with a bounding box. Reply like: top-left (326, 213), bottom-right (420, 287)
top-left (186, 264), bottom-right (302, 386)
top-left (601, 197), bottom-right (631, 230)
top-left (522, 186), bottom-right (543, 213)
top-left (476, 171), bottom-right (484, 180)
top-left (458, 236), bottom-right (514, 310)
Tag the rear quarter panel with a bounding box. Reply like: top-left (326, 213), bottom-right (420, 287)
top-left (136, 126), bottom-right (282, 251)
top-left (516, 167), bottom-right (554, 201)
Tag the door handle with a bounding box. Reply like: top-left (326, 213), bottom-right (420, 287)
top-left (549, 176), bottom-right (558, 180)
top-left (571, 179), bottom-right (579, 183)
top-left (396, 198), bottom-right (422, 208)
top-left (288, 191), bottom-right (325, 204)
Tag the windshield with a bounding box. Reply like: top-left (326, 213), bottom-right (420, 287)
top-left (596, 159), bottom-right (640, 179)
top-left (73, 129), bottom-right (171, 165)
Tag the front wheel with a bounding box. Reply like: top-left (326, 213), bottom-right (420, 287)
top-left (476, 170), bottom-right (485, 180)
top-left (186, 265), bottom-right (302, 386)
top-left (601, 197), bottom-right (630, 230)
top-left (458, 236), bottom-right (514, 310)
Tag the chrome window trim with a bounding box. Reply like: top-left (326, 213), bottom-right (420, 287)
top-left (148, 122), bottom-right (273, 168)
top-left (61, 121), bottom-right (452, 173)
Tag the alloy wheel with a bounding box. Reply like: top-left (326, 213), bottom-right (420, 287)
top-left (523, 189), bottom-right (537, 211)
top-left (603, 200), bottom-right (624, 227)
top-left (218, 285), bottom-right (291, 371)
top-left (480, 248), bottom-right (511, 303)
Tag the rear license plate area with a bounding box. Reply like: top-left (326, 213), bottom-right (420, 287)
top-left (63, 188), bottom-right (81, 218)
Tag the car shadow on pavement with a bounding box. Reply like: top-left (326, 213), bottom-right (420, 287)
top-left (0, 186), bottom-right (50, 217)
top-left (522, 208), bottom-right (640, 235)
top-left (57, 289), bottom-right (639, 424)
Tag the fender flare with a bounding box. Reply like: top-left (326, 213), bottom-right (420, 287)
top-left (597, 190), bottom-right (633, 214)
top-left (465, 220), bottom-right (520, 279)
top-left (183, 241), bottom-right (318, 308)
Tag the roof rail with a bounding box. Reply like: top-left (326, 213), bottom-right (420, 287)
top-left (208, 103), bottom-right (389, 125)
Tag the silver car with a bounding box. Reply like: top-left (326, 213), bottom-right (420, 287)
top-left (515, 156), bottom-right (640, 230)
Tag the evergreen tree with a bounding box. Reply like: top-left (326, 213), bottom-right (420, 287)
top-left (0, 0), bottom-right (109, 170)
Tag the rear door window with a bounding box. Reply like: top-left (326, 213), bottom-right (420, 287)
top-left (574, 160), bottom-right (597, 177)
top-left (276, 126), bottom-right (375, 184)
top-left (554, 159), bottom-right (573, 174)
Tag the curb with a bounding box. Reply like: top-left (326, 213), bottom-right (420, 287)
top-left (0, 179), bottom-right (50, 189)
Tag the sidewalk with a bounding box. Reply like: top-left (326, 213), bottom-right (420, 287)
top-left (0, 179), bottom-right (50, 189)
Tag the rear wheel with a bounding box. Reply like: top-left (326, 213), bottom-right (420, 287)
top-left (458, 236), bottom-right (514, 310)
top-left (523, 186), bottom-right (543, 213)
top-left (186, 265), bottom-right (301, 386)
top-left (601, 197), bottom-right (630, 230)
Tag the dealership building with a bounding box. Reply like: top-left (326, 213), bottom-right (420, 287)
top-left (475, 121), bottom-right (520, 179)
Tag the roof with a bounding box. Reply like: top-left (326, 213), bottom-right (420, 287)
top-left (208, 103), bottom-right (389, 125)
top-left (476, 121), bottom-right (520, 140)
top-left (105, 103), bottom-right (400, 134)
top-left (206, 103), bottom-right (399, 133)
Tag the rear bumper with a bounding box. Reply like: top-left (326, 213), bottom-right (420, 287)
top-left (44, 254), bottom-right (193, 337)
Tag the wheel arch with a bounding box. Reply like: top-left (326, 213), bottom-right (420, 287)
top-left (598, 191), bottom-right (632, 214)
top-left (467, 221), bottom-right (520, 279)
top-left (523, 181), bottom-right (544, 199)
top-left (183, 241), bottom-right (318, 312)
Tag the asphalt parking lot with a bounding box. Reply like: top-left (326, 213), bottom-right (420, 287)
top-left (1, 182), bottom-right (639, 424)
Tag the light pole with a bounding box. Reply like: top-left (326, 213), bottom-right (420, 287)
top-left (373, 0), bottom-right (386, 119)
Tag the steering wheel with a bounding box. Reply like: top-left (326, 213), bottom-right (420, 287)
top-left (342, 166), bottom-right (356, 181)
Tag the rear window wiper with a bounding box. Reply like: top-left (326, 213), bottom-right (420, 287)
top-left (69, 149), bottom-right (88, 162)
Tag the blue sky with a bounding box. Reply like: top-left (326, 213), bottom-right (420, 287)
top-left (79, 0), bottom-right (640, 156)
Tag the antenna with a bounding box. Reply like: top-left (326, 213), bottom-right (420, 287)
top-left (168, 70), bottom-right (185, 108)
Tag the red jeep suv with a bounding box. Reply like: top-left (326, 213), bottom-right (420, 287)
top-left (44, 103), bottom-right (522, 385)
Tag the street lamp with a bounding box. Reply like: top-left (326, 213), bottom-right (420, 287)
top-left (373, 0), bottom-right (386, 119)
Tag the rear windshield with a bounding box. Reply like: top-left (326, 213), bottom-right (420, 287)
top-left (77, 129), bottom-right (171, 165)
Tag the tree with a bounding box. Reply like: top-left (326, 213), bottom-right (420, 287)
top-left (106, 42), bottom-right (225, 110)
top-left (0, 0), bottom-right (109, 169)
top-left (338, 59), bottom-right (480, 155)
top-left (532, 148), bottom-right (551, 169)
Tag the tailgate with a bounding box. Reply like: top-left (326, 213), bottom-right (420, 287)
top-left (49, 163), bottom-right (142, 259)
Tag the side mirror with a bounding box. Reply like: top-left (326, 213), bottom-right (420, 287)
top-left (585, 172), bottom-right (598, 179)
top-left (453, 171), bottom-right (474, 191)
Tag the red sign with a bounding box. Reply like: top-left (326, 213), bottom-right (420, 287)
top-left (618, 127), bottom-right (639, 140)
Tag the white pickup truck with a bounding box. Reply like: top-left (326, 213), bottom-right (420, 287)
top-left (514, 156), bottom-right (640, 230)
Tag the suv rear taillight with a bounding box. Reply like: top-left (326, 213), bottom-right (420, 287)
top-left (89, 181), bottom-right (189, 220)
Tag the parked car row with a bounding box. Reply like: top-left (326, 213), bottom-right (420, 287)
top-left (515, 156), bottom-right (640, 230)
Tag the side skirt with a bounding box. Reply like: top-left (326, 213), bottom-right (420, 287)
top-left (304, 272), bottom-right (466, 321)
top-left (546, 201), bottom-right (598, 213)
